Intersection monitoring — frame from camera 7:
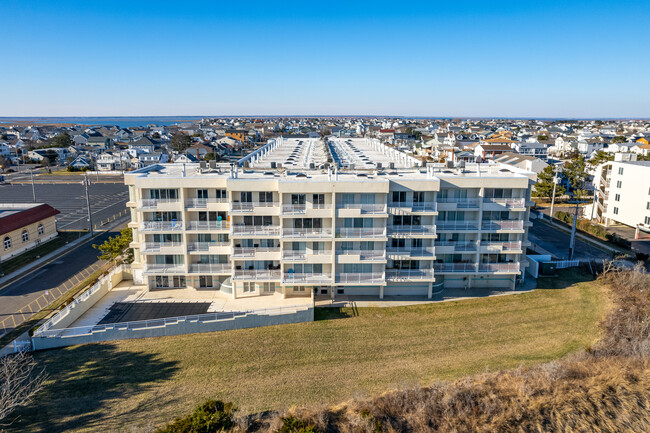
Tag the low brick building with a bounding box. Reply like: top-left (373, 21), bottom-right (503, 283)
top-left (1, 203), bottom-right (60, 262)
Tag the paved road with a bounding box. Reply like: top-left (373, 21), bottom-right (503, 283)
top-left (528, 219), bottom-right (613, 261)
top-left (0, 220), bottom-right (128, 336)
top-left (0, 181), bottom-right (128, 230)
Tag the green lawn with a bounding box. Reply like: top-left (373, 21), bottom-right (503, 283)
top-left (12, 270), bottom-right (607, 433)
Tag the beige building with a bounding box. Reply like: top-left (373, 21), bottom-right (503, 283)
top-left (1, 203), bottom-right (60, 262)
top-left (125, 138), bottom-right (535, 300)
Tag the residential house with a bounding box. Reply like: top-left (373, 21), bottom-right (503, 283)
top-left (1, 203), bottom-right (60, 261)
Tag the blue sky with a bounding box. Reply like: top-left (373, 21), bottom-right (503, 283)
top-left (1, 0), bottom-right (649, 117)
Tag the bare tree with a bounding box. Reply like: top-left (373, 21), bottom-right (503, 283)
top-left (0, 351), bottom-right (46, 425)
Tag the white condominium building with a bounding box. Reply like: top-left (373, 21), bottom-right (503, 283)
top-left (125, 137), bottom-right (535, 300)
top-left (593, 154), bottom-right (650, 230)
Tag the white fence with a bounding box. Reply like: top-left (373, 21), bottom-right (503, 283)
top-left (555, 260), bottom-right (580, 269)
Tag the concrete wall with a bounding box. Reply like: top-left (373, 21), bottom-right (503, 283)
top-left (32, 307), bottom-right (314, 350)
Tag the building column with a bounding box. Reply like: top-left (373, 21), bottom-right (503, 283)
top-left (379, 285), bottom-right (384, 300)
top-left (232, 281), bottom-right (237, 299)
top-left (427, 282), bottom-right (433, 299)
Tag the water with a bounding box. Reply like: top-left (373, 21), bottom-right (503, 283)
top-left (0, 116), bottom-right (209, 128)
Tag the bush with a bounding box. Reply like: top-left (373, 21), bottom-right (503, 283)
top-left (554, 211), bottom-right (572, 224)
top-left (155, 400), bottom-right (236, 433)
top-left (276, 416), bottom-right (320, 433)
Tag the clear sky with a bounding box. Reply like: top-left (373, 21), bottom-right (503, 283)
top-left (1, 0), bottom-right (649, 118)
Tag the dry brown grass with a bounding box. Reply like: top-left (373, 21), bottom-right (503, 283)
top-left (263, 265), bottom-right (650, 433)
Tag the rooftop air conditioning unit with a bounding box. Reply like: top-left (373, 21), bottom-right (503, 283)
top-left (209, 160), bottom-right (216, 169)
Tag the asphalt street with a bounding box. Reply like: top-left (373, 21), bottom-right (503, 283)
top-left (0, 179), bottom-right (128, 230)
top-left (0, 221), bottom-right (128, 336)
top-left (528, 219), bottom-right (613, 261)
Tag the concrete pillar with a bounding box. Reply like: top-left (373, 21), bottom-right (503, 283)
top-left (379, 285), bottom-right (384, 300)
top-left (427, 282), bottom-right (433, 299)
top-left (232, 281), bottom-right (237, 299)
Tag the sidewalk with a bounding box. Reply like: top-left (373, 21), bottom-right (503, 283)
top-left (0, 234), bottom-right (91, 290)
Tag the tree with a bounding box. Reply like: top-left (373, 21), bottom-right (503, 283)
top-left (170, 132), bottom-right (192, 153)
top-left (152, 132), bottom-right (161, 139)
top-left (41, 157), bottom-right (51, 167)
top-left (564, 155), bottom-right (588, 197)
top-left (537, 134), bottom-right (548, 141)
top-left (611, 136), bottom-right (627, 144)
top-left (588, 150), bottom-right (614, 168)
top-left (533, 164), bottom-right (565, 199)
top-left (50, 133), bottom-right (73, 148)
top-left (93, 227), bottom-right (133, 264)
top-left (0, 156), bottom-right (10, 171)
top-left (0, 351), bottom-right (47, 424)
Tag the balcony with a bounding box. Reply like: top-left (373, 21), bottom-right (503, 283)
top-left (187, 241), bottom-right (230, 252)
top-left (138, 198), bottom-right (180, 209)
top-left (232, 247), bottom-right (281, 258)
top-left (387, 225), bottom-right (436, 237)
top-left (141, 242), bottom-right (185, 253)
top-left (282, 249), bottom-right (331, 261)
top-left (385, 268), bottom-right (435, 281)
top-left (230, 201), bottom-right (280, 214)
top-left (337, 203), bottom-right (387, 216)
top-left (282, 228), bottom-right (333, 238)
top-left (386, 247), bottom-right (435, 257)
top-left (282, 273), bottom-right (332, 284)
top-left (436, 221), bottom-right (478, 231)
top-left (282, 204), bottom-right (306, 215)
top-left (140, 221), bottom-right (183, 232)
top-left (436, 198), bottom-right (480, 209)
top-left (479, 241), bottom-right (522, 252)
top-left (390, 202), bottom-right (437, 213)
top-left (185, 198), bottom-right (228, 209)
top-left (483, 198), bottom-right (526, 209)
top-left (336, 249), bottom-right (386, 261)
top-left (478, 263), bottom-right (520, 273)
top-left (435, 241), bottom-right (477, 252)
top-left (186, 221), bottom-right (230, 231)
top-left (336, 272), bottom-right (385, 284)
top-left (143, 264), bottom-right (186, 274)
top-left (481, 220), bottom-right (525, 231)
top-left (336, 227), bottom-right (386, 238)
top-left (188, 263), bottom-right (231, 274)
top-left (433, 263), bottom-right (477, 273)
top-left (231, 225), bottom-right (281, 236)
top-left (232, 269), bottom-right (282, 280)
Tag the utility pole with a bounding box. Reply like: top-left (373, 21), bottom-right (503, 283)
top-left (84, 174), bottom-right (93, 236)
top-left (30, 169), bottom-right (36, 202)
top-left (568, 199), bottom-right (580, 260)
top-left (549, 163), bottom-right (559, 219)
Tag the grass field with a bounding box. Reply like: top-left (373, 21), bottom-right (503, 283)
top-left (12, 270), bottom-right (607, 433)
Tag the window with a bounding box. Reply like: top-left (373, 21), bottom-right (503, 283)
top-left (618, 167), bottom-right (624, 175)
top-left (613, 207), bottom-right (619, 215)
top-left (155, 276), bottom-right (169, 288)
top-left (413, 192), bottom-right (425, 203)
top-left (149, 189), bottom-right (178, 200)
top-left (240, 191), bottom-right (252, 202)
top-left (647, 202), bottom-right (650, 210)
top-left (199, 276), bottom-right (213, 288)
top-left (243, 282), bottom-right (255, 292)
top-left (616, 180), bottom-right (622, 188)
top-left (215, 189), bottom-right (227, 199)
top-left (3, 237), bottom-right (10, 249)
top-left (646, 216), bottom-right (650, 225)
top-left (197, 189), bottom-right (208, 199)
top-left (172, 276), bottom-right (186, 288)
top-left (615, 194), bottom-right (620, 202)
top-left (312, 194), bottom-right (325, 207)
top-left (263, 282), bottom-right (275, 293)
top-left (38, 224), bottom-right (44, 235)
top-left (291, 194), bottom-right (306, 205)
top-left (392, 191), bottom-right (406, 203)
top-left (259, 191), bottom-right (273, 203)
top-left (22, 230), bottom-right (29, 242)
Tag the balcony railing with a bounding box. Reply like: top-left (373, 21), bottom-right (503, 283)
top-left (337, 203), bottom-right (387, 214)
top-left (232, 270), bottom-right (282, 280)
top-left (435, 221), bottom-right (478, 231)
top-left (143, 264), bottom-right (186, 273)
top-left (140, 221), bottom-right (183, 231)
top-left (283, 273), bottom-right (332, 284)
top-left (139, 198), bottom-right (180, 209)
top-left (435, 241), bottom-right (477, 251)
top-left (390, 202), bottom-right (437, 212)
top-left (186, 221), bottom-right (230, 231)
top-left (478, 263), bottom-right (520, 273)
top-left (231, 225), bottom-right (281, 236)
top-left (282, 228), bottom-right (333, 238)
top-left (483, 198), bottom-right (526, 208)
top-left (141, 242), bottom-right (184, 252)
top-left (480, 241), bottom-right (522, 251)
top-left (336, 227), bottom-right (386, 238)
top-left (388, 225), bottom-right (437, 235)
top-left (187, 241), bottom-right (230, 252)
top-left (433, 263), bottom-right (477, 272)
top-left (337, 249), bottom-right (386, 260)
top-left (436, 198), bottom-right (480, 208)
top-left (188, 263), bottom-right (231, 273)
top-left (232, 247), bottom-right (281, 257)
top-left (336, 272), bottom-right (385, 284)
top-left (282, 250), bottom-right (332, 260)
top-left (386, 247), bottom-right (435, 257)
top-left (185, 198), bottom-right (228, 208)
top-left (481, 220), bottom-right (524, 231)
top-left (230, 201), bottom-right (280, 213)
top-left (386, 268), bottom-right (435, 280)
top-left (281, 204), bottom-right (306, 215)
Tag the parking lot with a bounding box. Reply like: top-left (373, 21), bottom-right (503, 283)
top-left (0, 180), bottom-right (128, 231)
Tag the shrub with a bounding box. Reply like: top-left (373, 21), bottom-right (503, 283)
top-left (276, 416), bottom-right (320, 433)
top-left (554, 211), bottom-right (572, 224)
top-left (155, 400), bottom-right (236, 433)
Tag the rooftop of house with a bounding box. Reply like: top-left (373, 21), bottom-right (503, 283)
top-left (0, 203), bottom-right (60, 235)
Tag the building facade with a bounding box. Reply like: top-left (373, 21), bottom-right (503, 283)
top-left (1, 203), bottom-right (60, 262)
top-left (125, 138), bottom-right (534, 300)
top-left (593, 155), bottom-right (650, 230)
